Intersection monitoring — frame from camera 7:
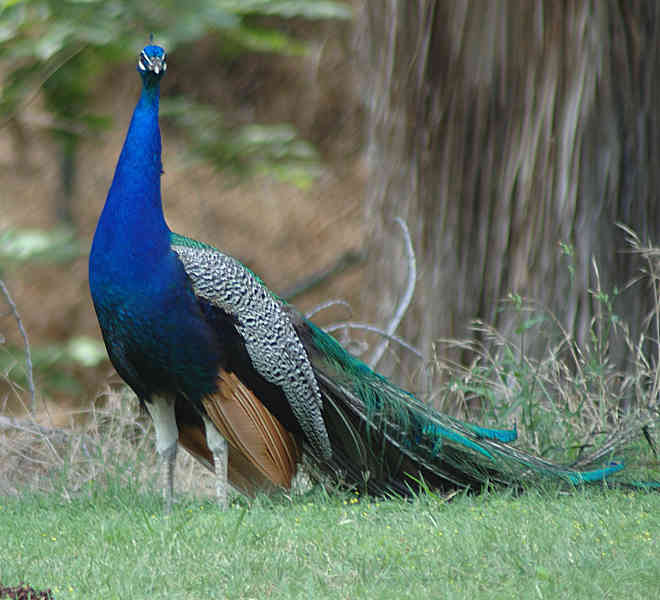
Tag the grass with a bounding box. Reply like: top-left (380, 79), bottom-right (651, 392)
top-left (0, 482), bottom-right (659, 599)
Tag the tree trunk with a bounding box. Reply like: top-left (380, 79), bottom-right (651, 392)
top-left (357, 1), bottom-right (660, 382)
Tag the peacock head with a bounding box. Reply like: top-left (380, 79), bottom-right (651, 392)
top-left (137, 45), bottom-right (167, 85)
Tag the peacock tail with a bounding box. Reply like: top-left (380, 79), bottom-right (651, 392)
top-left (291, 316), bottom-right (623, 496)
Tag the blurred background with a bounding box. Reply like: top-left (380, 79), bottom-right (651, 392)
top-left (2, 1), bottom-right (660, 431)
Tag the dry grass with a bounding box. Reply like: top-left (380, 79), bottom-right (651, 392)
top-left (0, 385), bottom-right (216, 500)
top-left (421, 229), bottom-right (660, 474)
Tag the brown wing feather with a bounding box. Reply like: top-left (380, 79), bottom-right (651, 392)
top-left (177, 424), bottom-right (213, 470)
top-left (177, 423), bottom-right (287, 496)
top-left (201, 369), bottom-right (301, 489)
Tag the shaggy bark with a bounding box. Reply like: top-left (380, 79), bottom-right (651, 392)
top-left (357, 1), bottom-right (660, 377)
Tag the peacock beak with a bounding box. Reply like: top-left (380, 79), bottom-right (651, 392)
top-left (151, 58), bottom-right (166, 75)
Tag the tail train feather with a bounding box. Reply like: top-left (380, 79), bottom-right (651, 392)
top-left (467, 423), bottom-right (518, 443)
top-left (292, 318), bottom-right (635, 496)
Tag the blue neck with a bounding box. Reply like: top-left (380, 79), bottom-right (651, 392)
top-left (91, 81), bottom-right (170, 283)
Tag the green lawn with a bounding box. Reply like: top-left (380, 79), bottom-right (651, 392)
top-left (1, 483), bottom-right (658, 599)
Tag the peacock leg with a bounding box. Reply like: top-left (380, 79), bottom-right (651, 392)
top-left (202, 416), bottom-right (229, 508)
top-left (145, 396), bottom-right (178, 513)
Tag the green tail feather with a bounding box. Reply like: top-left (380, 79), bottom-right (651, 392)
top-left (467, 423), bottom-right (518, 443)
top-left (626, 481), bottom-right (660, 489)
top-left (422, 423), bottom-right (494, 459)
top-left (562, 463), bottom-right (624, 484)
top-left (299, 320), bottom-right (637, 494)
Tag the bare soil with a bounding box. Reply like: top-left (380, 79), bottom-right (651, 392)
top-left (0, 582), bottom-right (54, 599)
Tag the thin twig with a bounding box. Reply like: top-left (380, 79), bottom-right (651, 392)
top-left (0, 43), bottom-right (88, 131)
top-left (0, 412), bottom-right (65, 464)
top-left (324, 321), bottom-right (423, 359)
top-left (305, 299), bottom-right (353, 320)
top-left (369, 217), bottom-right (417, 368)
top-left (0, 415), bottom-right (95, 456)
top-left (281, 249), bottom-right (365, 301)
top-left (0, 279), bottom-right (36, 414)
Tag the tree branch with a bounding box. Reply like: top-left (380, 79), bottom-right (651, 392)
top-left (324, 321), bottom-right (423, 359)
top-left (0, 279), bottom-right (36, 414)
top-left (305, 299), bottom-right (353, 320)
top-left (369, 217), bottom-right (417, 368)
top-left (281, 249), bottom-right (365, 301)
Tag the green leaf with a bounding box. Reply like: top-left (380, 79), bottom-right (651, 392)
top-left (0, 0), bottom-right (27, 10)
top-left (161, 97), bottom-right (321, 187)
top-left (66, 336), bottom-right (108, 367)
top-left (0, 227), bottom-right (80, 264)
top-left (514, 315), bottom-right (546, 335)
top-left (218, 0), bottom-right (352, 20)
top-left (225, 25), bottom-right (307, 55)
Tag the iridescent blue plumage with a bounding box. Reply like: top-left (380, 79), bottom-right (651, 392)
top-left (90, 45), bottom-right (221, 408)
top-left (90, 45), bottom-right (638, 509)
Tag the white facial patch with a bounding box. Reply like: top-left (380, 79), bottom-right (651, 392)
top-left (138, 52), bottom-right (152, 71)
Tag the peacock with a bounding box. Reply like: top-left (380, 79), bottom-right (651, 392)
top-left (89, 44), bottom-right (627, 511)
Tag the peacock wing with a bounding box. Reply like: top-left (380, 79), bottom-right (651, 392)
top-left (170, 234), bottom-right (331, 460)
top-left (177, 418), bottom-right (293, 495)
top-left (201, 368), bottom-right (301, 489)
